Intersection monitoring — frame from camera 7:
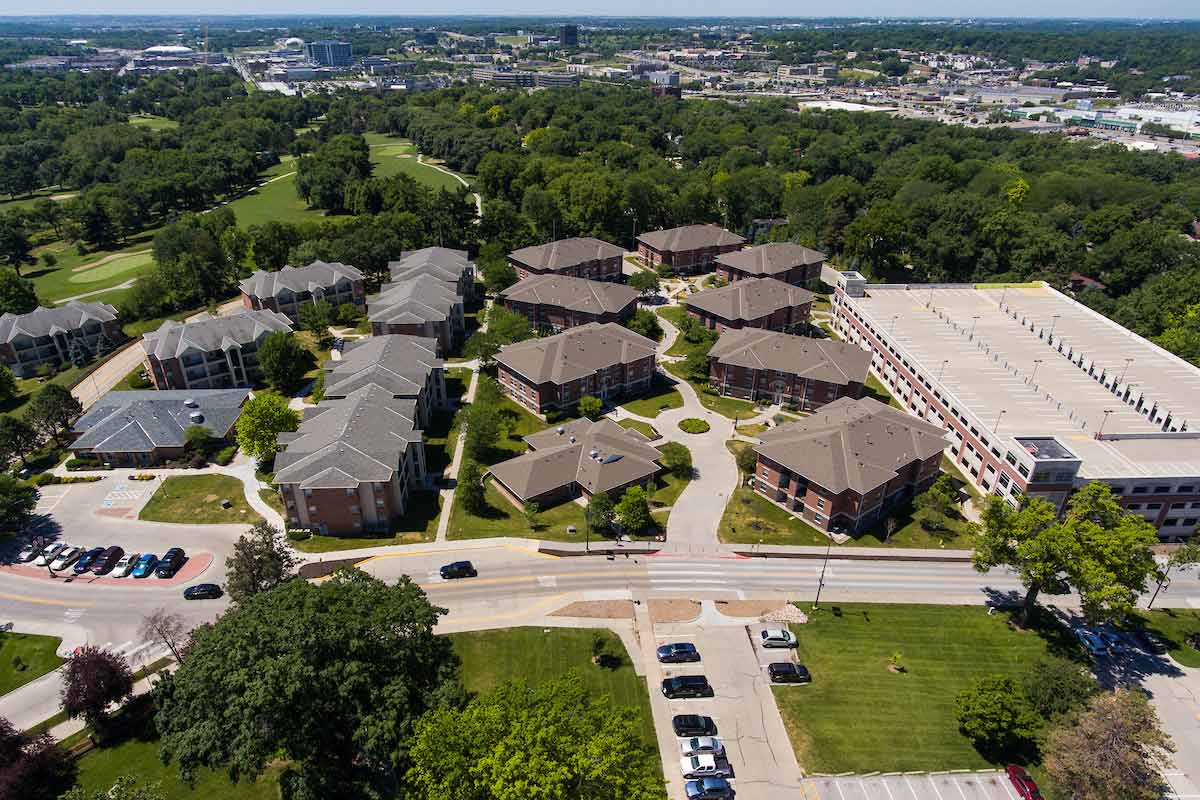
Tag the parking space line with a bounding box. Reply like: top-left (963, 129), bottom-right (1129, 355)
top-left (835, 781), bottom-right (848, 800)
top-left (953, 776), bottom-right (969, 800)
top-left (927, 776), bottom-right (946, 800)
top-left (881, 778), bottom-right (896, 800)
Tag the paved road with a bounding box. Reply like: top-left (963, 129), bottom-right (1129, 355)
top-left (71, 340), bottom-right (144, 409)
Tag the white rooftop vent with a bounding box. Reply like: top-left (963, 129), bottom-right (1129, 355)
top-left (569, 435), bottom-right (576, 443)
top-left (189, 412), bottom-right (204, 424)
top-left (556, 426), bottom-right (565, 435)
top-left (589, 448), bottom-right (600, 459)
top-left (184, 398), bottom-right (198, 408)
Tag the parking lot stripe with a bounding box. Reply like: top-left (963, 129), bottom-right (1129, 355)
top-left (926, 776), bottom-right (946, 800)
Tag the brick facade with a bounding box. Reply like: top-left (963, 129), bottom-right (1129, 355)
top-left (708, 360), bottom-right (863, 411)
top-left (498, 354), bottom-right (656, 414)
top-left (637, 240), bottom-right (742, 274)
top-left (687, 302), bottom-right (810, 335)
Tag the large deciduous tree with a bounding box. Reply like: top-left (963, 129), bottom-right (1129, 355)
top-left (60, 646), bottom-right (134, 736)
top-left (0, 475), bottom-right (38, 531)
top-left (0, 716), bottom-right (77, 800)
top-left (224, 521), bottom-right (300, 603)
top-left (615, 485), bottom-right (652, 535)
top-left (955, 675), bottom-right (1039, 759)
top-left (23, 383), bottom-right (82, 445)
top-left (257, 331), bottom-right (310, 395)
top-left (0, 268), bottom-right (37, 316)
top-left (235, 392), bottom-right (300, 468)
top-left (0, 416), bottom-right (39, 468)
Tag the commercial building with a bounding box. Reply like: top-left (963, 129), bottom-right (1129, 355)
top-left (714, 243), bottom-right (826, 286)
top-left (535, 72), bottom-right (581, 88)
top-left (752, 396), bottom-right (947, 534)
top-left (508, 237), bottom-right (625, 282)
top-left (69, 389), bottom-right (249, 467)
top-left (320, 335), bottom-right (446, 426)
top-left (831, 276), bottom-right (1200, 540)
top-left (141, 310), bottom-right (293, 391)
top-left (304, 40), bottom-right (353, 67)
top-left (472, 67), bottom-right (535, 87)
top-left (0, 301), bottom-right (122, 378)
top-left (686, 278), bottom-right (813, 334)
top-left (495, 322), bottom-right (656, 414)
top-left (559, 24), bottom-right (579, 48)
top-left (489, 417), bottom-right (662, 508)
top-left (238, 261), bottom-right (365, 323)
top-left (500, 274), bottom-right (639, 332)
top-left (707, 329), bottom-right (870, 410)
top-left (636, 225), bottom-right (745, 274)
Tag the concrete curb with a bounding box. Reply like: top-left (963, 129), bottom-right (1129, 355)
top-left (732, 549), bottom-right (974, 563)
top-left (538, 545), bottom-right (662, 557)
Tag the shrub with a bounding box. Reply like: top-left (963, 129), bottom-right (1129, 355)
top-left (130, 473), bottom-right (157, 481)
top-left (286, 528), bottom-right (312, 542)
top-left (214, 445), bottom-right (237, 466)
top-left (65, 457), bottom-right (106, 471)
top-left (678, 418), bottom-right (710, 434)
top-left (31, 472), bottom-right (54, 486)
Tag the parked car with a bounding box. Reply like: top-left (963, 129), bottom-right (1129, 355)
top-left (15, 542), bottom-right (42, 562)
top-left (439, 561), bottom-right (477, 579)
top-left (685, 777), bottom-right (734, 800)
top-left (1095, 627), bottom-right (1127, 654)
top-left (34, 543), bottom-right (67, 567)
top-left (155, 547), bottom-right (186, 578)
top-left (673, 714), bottom-right (718, 737)
top-left (1005, 765), bottom-right (1044, 800)
top-left (49, 546), bottom-right (82, 571)
top-left (679, 737), bottom-right (724, 757)
top-left (183, 583), bottom-right (223, 600)
top-left (662, 675), bottom-right (713, 699)
top-left (130, 553), bottom-right (158, 578)
top-left (759, 628), bottom-right (797, 649)
top-left (657, 642), bottom-right (701, 663)
top-left (91, 546), bottom-right (124, 575)
top-left (680, 754), bottom-right (731, 780)
top-left (768, 663), bottom-right (812, 684)
top-left (111, 552), bottom-right (140, 578)
top-left (72, 547), bottom-right (106, 574)
top-left (1074, 629), bottom-right (1107, 658)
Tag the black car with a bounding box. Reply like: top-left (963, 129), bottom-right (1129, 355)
top-left (662, 675), bottom-right (712, 699)
top-left (155, 547), bottom-right (187, 578)
top-left (439, 561), bottom-right (477, 579)
top-left (72, 547), bottom-right (106, 574)
top-left (657, 642), bottom-right (701, 664)
top-left (768, 663), bottom-right (812, 684)
top-left (183, 583), bottom-right (223, 600)
top-left (673, 714), bottom-right (718, 737)
top-left (91, 545), bottom-right (124, 575)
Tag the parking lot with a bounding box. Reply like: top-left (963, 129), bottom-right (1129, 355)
top-left (801, 771), bottom-right (1019, 800)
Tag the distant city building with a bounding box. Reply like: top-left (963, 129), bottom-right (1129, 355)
top-left (415, 30), bottom-right (439, 46)
top-left (560, 24), bottom-right (579, 48)
top-left (648, 70), bottom-right (679, 87)
top-left (472, 66), bottom-right (534, 87)
top-left (534, 71), bottom-right (581, 88)
top-left (304, 40), bottom-right (353, 67)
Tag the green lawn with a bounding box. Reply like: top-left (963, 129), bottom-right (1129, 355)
top-left (620, 376), bottom-right (684, 418)
top-left (3, 365), bottom-right (87, 419)
top-left (423, 407), bottom-right (459, 478)
top-left (650, 470), bottom-right (690, 508)
top-left (481, 394), bottom-right (549, 465)
top-left (128, 114), bottom-right (179, 130)
top-left (663, 363), bottom-right (759, 420)
top-left (222, 158), bottom-right (326, 228)
top-left (139, 475), bottom-right (262, 524)
top-left (258, 487), bottom-right (284, 515)
top-left (776, 603), bottom-right (1075, 774)
top-left (29, 236), bottom-right (158, 303)
top-left (0, 631), bottom-right (63, 695)
top-left (447, 479), bottom-right (586, 542)
top-left (617, 418), bottom-right (658, 439)
top-left (290, 491), bottom-right (442, 552)
top-left (1135, 608), bottom-right (1200, 667)
top-left (865, 374), bottom-right (906, 410)
top-left (656, 307), bottom-right (691, 357)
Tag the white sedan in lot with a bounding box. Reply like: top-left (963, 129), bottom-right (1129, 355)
top-left (759, 628), bottom-right (797, 648)
top-left (33, 543), bottom-right (67, 567)
top-left (680, 754), bottom-right (732, 780)
top-left (111, 552), bottom-right (141, 578)
top-left (679, 736), bottom-right (724, 757)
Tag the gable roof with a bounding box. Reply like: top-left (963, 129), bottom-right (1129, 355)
top-left (0, 301), bottom-right (117, 344)
top-left (714, 243), bottom-right (826, 276)
top-left (322, 334), bottom-right (441, 399)
top-left (494, 322), bottom-right (656, 385)
top-left (500, 274), bottom-right (640, 316)
top-left (367, 275), bottom-right (460, 326)
top-left (70, 389), bottom-right (249, 454)
top-left (755, 397), bottom-right (947, 495)
top-left (707, 329), bottom-right (871, 386)
top-left (388, 246), bottom-right (473, 286)
top-left (508, 237), bottom-right (624, 271)
top-left (636, 224), bottom-right (745, 253)
top-left (141, 310), bottom-right (293, 360)
top-left (488, 417), bottom-right (662, 501)
top-left (238, 261), bottom-right (363, 299)
top-left (686, 277), bottom-right (813, 323)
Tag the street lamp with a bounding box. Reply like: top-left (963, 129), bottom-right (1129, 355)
top-left (969, 315), bottom-right (981, 339)
top-left (938, 359), bottom-right (949, 381)
top-left (812, 537), bottom-right (832, 611)
top-left (1098, 409), bottom-right (1113, 437)
top-left (1119, 357), bottom-right (1134, 384)
top-left (1030, 359), bottom-right (1043, 384)
top-left (890, 315), bottom-right (900, 334)
top-left (993, 409), bottom-right (1006, 432)
top-left (1049, 314), bottom-right (1061, 339)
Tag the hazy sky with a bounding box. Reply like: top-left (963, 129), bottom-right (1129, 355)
top-left (3, 2), bottom-right (1198, 20)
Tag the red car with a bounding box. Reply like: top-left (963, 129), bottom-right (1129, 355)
top-left (1006, 765), bottom-right (1043, 799)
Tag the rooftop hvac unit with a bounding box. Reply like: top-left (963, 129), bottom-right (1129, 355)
top-left (189, 412), bottom-right (204, 424)
top-left (184, 398), bottom-right (198, 408)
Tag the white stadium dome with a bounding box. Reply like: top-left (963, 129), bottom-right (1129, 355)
top-left (285, 37), bottom-right (305, 49)
top-left (144, 45), bottom-right (194, 56)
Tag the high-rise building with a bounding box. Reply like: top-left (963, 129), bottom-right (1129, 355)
top-left (304, 40), bottom-right (353, 67)
top-left (559, 24), bottom-right (579, 48)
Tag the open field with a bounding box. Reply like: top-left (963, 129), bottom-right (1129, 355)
top-left (222, 157), bottom-right (323, 228)
top-left (447, 479), bottom-right (586, 542)
top-left (619, 376), bottom-right (684, 418)
top-left (138, 475), bottom-right (262, 524)
top-left (1136, 608), bottom-right (1200, 667)
top-left (0, 631), bottom-right (63, 695)
top-left (662, 362), bottom-right (758, 419)
top-left (29, 237), bottom-right (158, 303)
top-left (128, 114), bottom-right (179, 131)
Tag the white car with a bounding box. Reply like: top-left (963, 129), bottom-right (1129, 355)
top-left (680, 754), bottom-right (731, 780)
top-left (1074, 629), bottom-right (1107, 658)
top-left (760, 628), bottom-right (797, 649)
top-left (49, 546), bottom-right (82, 571)
top-left (679, 737), bottom-right (724, 757)
top-left (34, 543), bottom-right (67, 567)
top-left (111, 552), bottom-right (140, 578)
top-left (15, 542), bottom-right (41, 562)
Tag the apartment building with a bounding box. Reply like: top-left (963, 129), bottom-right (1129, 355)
top-left (367, 275), bottom-right (464, 355)
top-left (686, 277), bottom-right (813, 334)
top-left (707, 329), bottom-right (869, 410)
top-left (238, 261), bottom-right (365, 323)
top-left (0, 301), bottom-right (122, 378)
top-left (387, 247), bottom-right (477, 305)
top-left (714, 243), bottom-right (826, 286)
top-left (636, 225), bottom-right (745, 274)
top-left (141, 310), bottom-right (293, 391)
top-left (320, 334), bottom-right (447, 426)
top-left (500, 274), bottom-right (640, 332)
top-left (508, 237), bottom-right (625, 282)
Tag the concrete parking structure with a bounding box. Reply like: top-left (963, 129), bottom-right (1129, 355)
top-left (800, 771), bottom-right (1019, 800)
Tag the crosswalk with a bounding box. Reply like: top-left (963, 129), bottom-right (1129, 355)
top-left (87, 639), bottom-right (171, 665)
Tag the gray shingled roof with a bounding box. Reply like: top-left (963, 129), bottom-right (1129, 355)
top-left (714, 243), bottom-right (826, 276)
top-left (273, 384), bottom-right (423, 489)
top-left (238, 261), bottom-right (363, 299)
top-left (494, 322), bottom-right (656, 386)
top-left (70, 389), bottom-right (249, 454)
top-left (686, 278), bottom-right (813, 323)
top-left (500, 274), bottom-right (639, 315)
top-left (141, 310), bottom-right (293, 360)
top-left (707, 329), bottom-right (871, 386)
top-left (388, 246), bottom-right (473, 286)
top-left (322, 335), bottom-right (441, 399)
top-left (636, 224), bottom-right (745, 252)
top-left (508, 237), bottom-right (624, 272)
top-left (0, 301), bottom-right (117, 344)
top-left (367, 275), bottom-right (460, 325)
top-left (488, 417), bottom-right (661, 501)
top-left (755, 397), bottom-right (947, 495)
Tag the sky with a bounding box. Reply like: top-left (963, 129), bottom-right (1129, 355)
top-left (3, 3), bottom-right (1198, 19)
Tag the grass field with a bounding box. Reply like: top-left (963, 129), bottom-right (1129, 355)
top-left (258, 487), bottom-right (284, 515)
top-left (29, 236), bottom-right (158, 303)
top-left (662, 363), bottom-right (758, 420)
top-left (1136, 608), bottom-right (1200, 667)
top-left (776, 603), bottom-right (1072, 774)
top-left (0, 631), bottom-right (63, 695)
top-left (128, 114), bottom-right (179, 130)
top-left (650, 470), bottom-right (690, 508)
top-left (3, 365), bottom-right (87, 419)
top-left (222, 158), bottom-right (324, 228)
top-left (617, 418), bottom-right (658, 439)
top-left (620, 376), bottom-right (684, 418)
top-left (139, 475), bottom-right (262, 524)
top-left (379, 155), bottom-right (466, 192)
top-left (447, 479), bottom-right (586, 541)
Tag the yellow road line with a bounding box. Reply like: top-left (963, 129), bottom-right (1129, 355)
top-left (0, 591), bottom-right (95, 608)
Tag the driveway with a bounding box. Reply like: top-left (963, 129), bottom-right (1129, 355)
top-left (71, 341), bottom-right (144, 409)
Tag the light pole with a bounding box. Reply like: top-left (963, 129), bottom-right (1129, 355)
top-left (969, 315), bottom-right (981, 339)
top-left (1098, 409), bottom-right (1113, 437)
top-left (993, 409), bottom-right (1006, 432)
top-left (1119, 357), bottom-right (1134, 384)
top-left (890, 315), bottom-right (900, 334)
top-left (1030, 359), bottom-right (1043, 384)
top-left (1049, 314), bottom-right (1061, 339)
top-left (938, 359), bottom-right (949, 381)
top-left (999, 287), bottom-right (1008, 307)
top-left (812, 537), bottom-right (832, 611)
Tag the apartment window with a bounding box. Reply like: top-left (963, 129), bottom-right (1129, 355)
top-left (345, 488), bottom-right (355, 497)
top-left (1132, 486), bottom-right (1149, 494)
top-left (814, 514), bottom-right (824, 524)
top-left (816, 498), bottom-right (826, 510)
top-left (1017, 464), bottom-right (1030, 478)
top-left (1147, 503), bottom-right (1162, 510)
top-left (999, 474), bottom-right (1010, 488)
top-left (1184, 518), bottom-right (1198, 526)
top-left (969, 426), bottom-right (980, 437)
top-left (350, 506), bottom-right (360, 514)
top-left (1172, 503), bottom-right (1186, 510)
top-left (990, 448), bottom-right (1001, 458)
top-left (1163, 519), bottom-right (1178, 527)
top-left (761, 468), bottom-right (769, 479)
top-left (1109, 485), bottom-right (1125, 495)
top-left (1005, 452), bottom-right (1018, 466)
top-left (986, 464), bottom-right (996, 475)
top-left (1178, 485), bottom-right (1196, 493)
top-left (1128, 504), bottom-right (1143, 510)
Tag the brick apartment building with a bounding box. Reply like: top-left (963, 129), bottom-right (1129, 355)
top-left (141, 310), bottom-right (293, 391)
top-left (238, 261), bottom-right (365, 323)
top-left (494, 322), bottom-right (657, 414)
top-left (714, 243), bottom-right (826, 286)
top-left (367, 275), bottom-right (464, 355)
top-left (508, 237), bottom-right (625, 282)
top-left (753, 396), bottom-right (947, 534)
top-left (387, 247), bottom-right (477, 305)
top-left (707, 329), bottom-right (870, 410)
top-left (499, 274), bottom-right (640, 332)
top-left (686, 277), bottom-right (813, 334)
top-left (0, 301), bottom-right (123, 378)
top-left (636, 224), bottom-right (745, 274)
top-left (320, 334), bottom-right (447, 427)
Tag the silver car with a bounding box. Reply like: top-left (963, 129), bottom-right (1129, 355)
top-left (111, 552), bottom-right (140, 578)
top-left (15, 542), bottom-right (41, 562)
top-left (49, 546), bottom-right (82, 571)
top-left (760, 628), bottom-right (797, 648)
top-left (34, 542), bottom-right (67, 567)
top-left (679, 736), bottom-right (724, 757)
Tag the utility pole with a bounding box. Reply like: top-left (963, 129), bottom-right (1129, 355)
top-left (812, 537), bottom-right (832, 611)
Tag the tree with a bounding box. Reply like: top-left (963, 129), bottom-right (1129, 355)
top-left (0, 416), bottom-right (39, 468)
top-left (60, 646), bottom-right (134, 736)
top-left (486, 305), bottom-right (535, 345)
top-left (0, 716), bottom-right (77, 800)
top-left (225, 521), bottom-right (300, 603)
top-left (625, 309), bottom-right (663, 341)
top-left (183, 425), bottom-right (215, 458)
top-left (682, 350), bottom-right (711, 383)
top-left (578, 394), bottom-right (603, 420)
top-left (257, 331), bottom-right (310, 394)
top-left (459, 396), bottom-right (503, 463)
top-left (615, 485), bottom-right (652, 535)
top-left (59, 776), bottom-right (166, 800)
top-left (458, 459), bottom-right (487, 516)
top-left (972, 483), bottom-right (1159, 625)
top-left (463, 330), bottom-right (501, 368)
top-left (658, 441), bottom-right (693, 479)
top-left (0, 475), bottom-right (38, 531)
top-left (235, 393), bottom-right (300, 468)
top-left (0, 365), bottom-right (15, 405)
top-left (955, 675), bottom-right (1039, 758)
top-left (480, 259), bottom-right (517, 294)
top-left (66, 336), bottom-right (91, 368)
top-left (139, 608), bottom-right (188, 665)
top-left (1044, 689), bottom-right (1174, 800)
top-left (298, 299), bottom-right (334, 339)
top-left (1148, 540), bottom-right (1200, 608)
top-left (587, 490), bottom-right (615, 536)
top-left (0, 215), bottom-right (30, 269)
top-left (627, 270), bottom-right (660, 297)
top-left (913, 474), bottom-right (958, 533)
top-left (735, 443), bottom-right (760, 475)
top-left (1022, 655), bottom-right (1099, 721)
top-left (521, 501), bottom-right (539, 529)
top-left (154, 570), bottom-right (460, 799)
top-left (406, 675), bottom-right (663, 800)
top-left (0, 268), bottom-right (37, 316)
top-left (336, 302), bottom-right (361, 326)
top-left (22, 383), bottom-right (81, 445)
